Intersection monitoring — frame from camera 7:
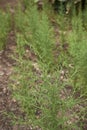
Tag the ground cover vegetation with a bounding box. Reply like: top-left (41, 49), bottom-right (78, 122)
top-left (0, 0), bottom-right (87, 129)
top-left (0, 10), bottom-right (11, 50)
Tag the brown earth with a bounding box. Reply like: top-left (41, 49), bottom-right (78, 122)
top-left (0, 0), bottom-right (18, 9)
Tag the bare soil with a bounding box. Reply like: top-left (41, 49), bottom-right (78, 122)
top-left (0, 0), bottom-right (18, 9)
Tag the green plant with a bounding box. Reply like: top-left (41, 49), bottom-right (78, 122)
top-left (32, 12), bottom-right (54, 65)
top-left (15, 5), bottom-right (55, 67)
top-left (11, 56), bottom-right (78, 130)
top-left (68, 13), bottom-right (87, 91)
top-left (15, 4), bottom-right (27, 32)
top-left (16, 33), bottom-right (27, 57)
top-left (22, 0), bottom-right (33, 9)
top-left (0, 10), bottom-right (10, 50)
top-left (11, 2), bottom-right (87, 130)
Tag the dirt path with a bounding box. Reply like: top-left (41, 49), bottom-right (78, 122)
top-left (0, 0), bottom-right (18, 10)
